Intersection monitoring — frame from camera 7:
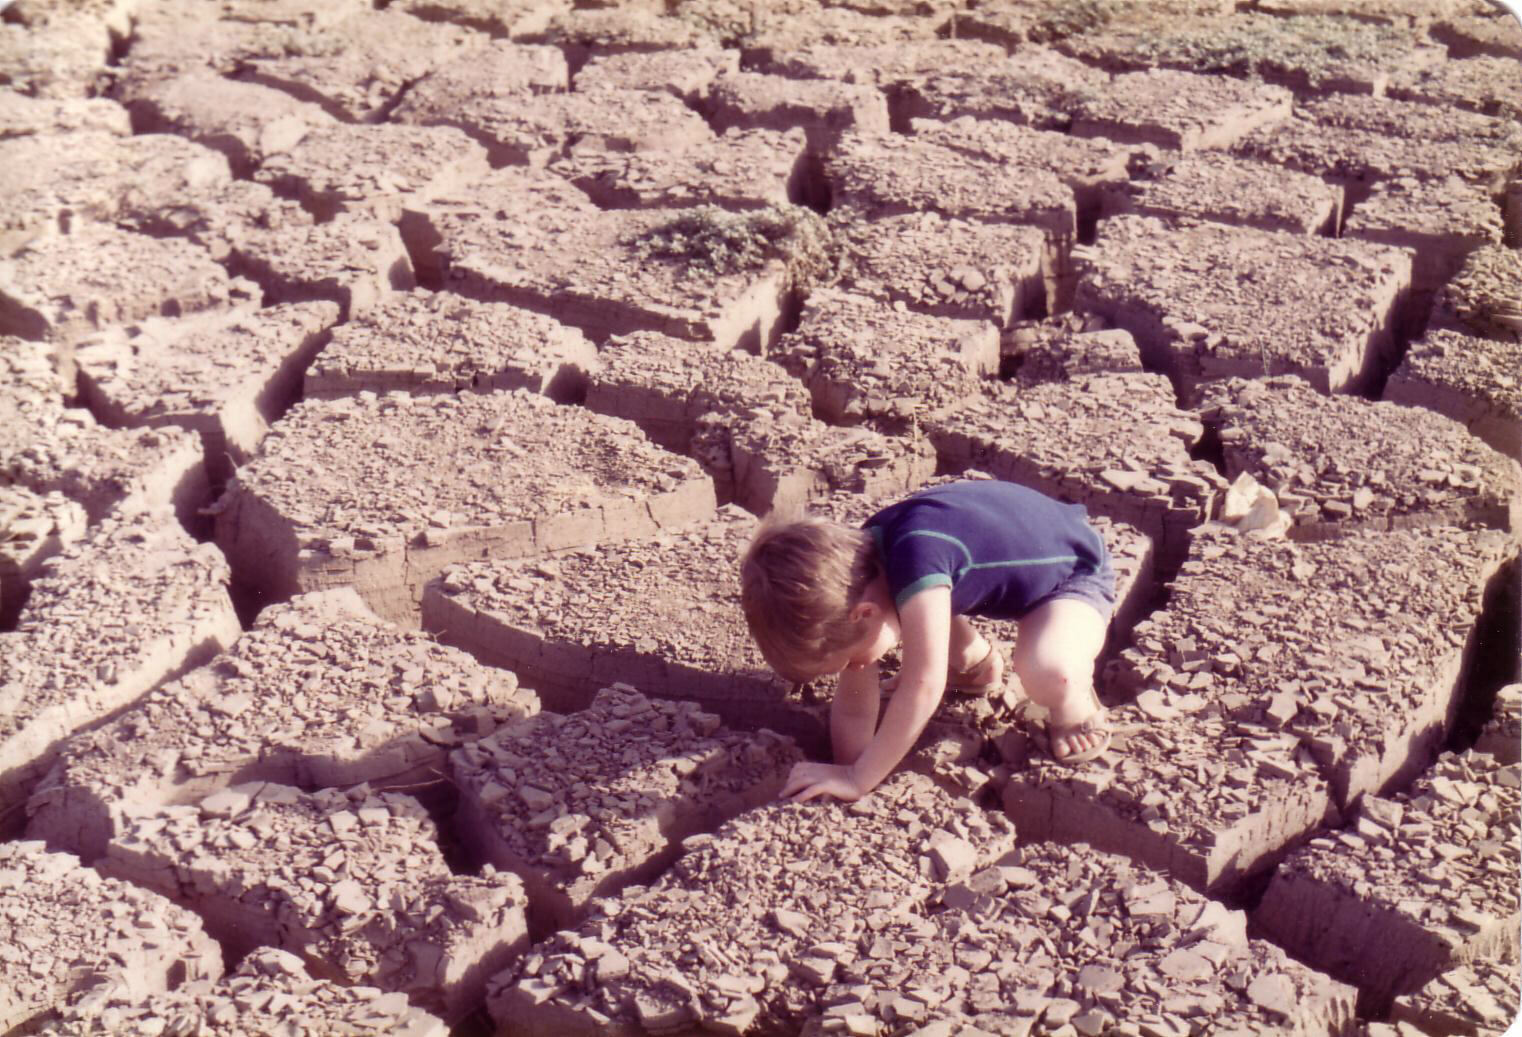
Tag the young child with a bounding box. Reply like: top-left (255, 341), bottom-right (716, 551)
top-left (741, 478), bottom-right (1116, 803)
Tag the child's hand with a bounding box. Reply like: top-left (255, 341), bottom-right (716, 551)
top-left (780, 760), bottom-right (865, 803)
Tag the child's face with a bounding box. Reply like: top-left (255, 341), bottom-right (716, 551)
top-left (808, 606), bottom-right (901, 678)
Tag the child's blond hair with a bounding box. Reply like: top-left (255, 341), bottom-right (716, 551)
top-left (739, 514), bottom-right (878, 681)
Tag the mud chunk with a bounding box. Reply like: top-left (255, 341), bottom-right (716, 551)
top-left (551, 128), bottom-right (809, 212)
top-left (0, 840), bottom-right (221, 1034)
top-left (1070, 69), bottom-right (1292, 151)
top-left (0, 485), bottom-right (85, 624)
top-left (215, 390), bottom-right (714, 624)
top-left (0, 507), bottom-right (237, 837)
top-left (54, 947), bottom-right (449, 1036)
top-left (76, 302), bottom-right (339, 484)
top-left (1107, 524), bottom-right (1515, 809)
top-left (451, 684), bottom-right (800, 928)
top-left (776, 289), bottom-right (998, 430)
top-left (707, 71), bottom-right (889, 153)
top-left (574, 46), bottom-right (736, 103)
top-left (28, 588), bottom-right (535, 862)
top-left (0, 94), bottom-right (129, 140)
top-left (1077, 214), bottom-right (1410, 400)
top-left (1343, 175), bottom-right (1503, 293)
top-left (1102, 151), bottom-right (1341, 236)
top-left (227, 215), bottom-right (414, 320)
top-left (423, 507), bottom-right (784, 718)
top-left (896, 46), bottom-right (1107, 129)
top-left (102, 782), bottom-right (529, 1022)
top-left (1255, 750), bottom-right (1520, 1011)
top-left (1198, 375), bottom-right (1521, 538)
top-left (305, 289), bottom-right (594, 404)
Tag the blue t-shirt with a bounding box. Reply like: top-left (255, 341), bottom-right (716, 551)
top-left (864, 480), bottom-right (1104, 619)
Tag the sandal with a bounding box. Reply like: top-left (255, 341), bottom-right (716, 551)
top-left (1047, 688), bottom-right (1111, 764)
top-left (946, 638), bottom-right (1005, 695)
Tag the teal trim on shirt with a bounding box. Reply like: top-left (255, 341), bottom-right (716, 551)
top-left (893, 572), bottom-right (953, 609)
top-left (901, 529), bottom-right (972, 566)
top-left (960, 554), bottom-right (1079, 575)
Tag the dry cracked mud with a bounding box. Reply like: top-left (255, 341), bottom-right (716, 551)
top-left (2, 0), bottom-right (1519, 1034)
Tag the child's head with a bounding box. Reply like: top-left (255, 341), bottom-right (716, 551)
top-left (739, 514), bottom-right (879, 682)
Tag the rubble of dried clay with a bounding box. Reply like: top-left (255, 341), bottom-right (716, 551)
top-left (43, 947), bottom-right (447, 1037)
top-left (102, 781), bottom-right (529, 1021)
top-left (1069, 68), bottom-right (1291, 151)
top-left (1197, 375), bottom-right (1522, 538)
top-left (1, 507), bottom-right (238, 834)
top-left (1101, 150), bottom-right (1341, 236)
top-left (304, 290), bottom-right (595, 403)
top-left (1255, 749), bottom-right (1519, 1010)
top-left (0, 485), bottom-right (85, 623)
top-left (214, 389), bottom-right (715, 623)
top-left (0, 839), bottom-right (221, 1034)
top-left (27, 587), bottom-right (535, 861)
top-left (227, 214), bottom-right (414, 320)
top-left (452, 684), bottom-right (800, 927)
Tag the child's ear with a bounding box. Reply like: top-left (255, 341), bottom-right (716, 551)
top-left (848, 600), bottom-right (878, 624)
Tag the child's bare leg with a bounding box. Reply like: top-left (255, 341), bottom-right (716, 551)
top-left (948, 615), bottom-right (987, 671)
top-left (1011, 598), bottom-right (1108, 758)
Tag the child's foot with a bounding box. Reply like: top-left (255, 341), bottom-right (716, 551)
top-left (1047, 686), bottom-right (1111, 763)
top-left (947, 638), bottom-right (1004, 695)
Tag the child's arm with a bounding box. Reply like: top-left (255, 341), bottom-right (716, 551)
top-left (830, 663), bottom-right (881, 765)
top-left (782, 587), bottom-right (951, 802)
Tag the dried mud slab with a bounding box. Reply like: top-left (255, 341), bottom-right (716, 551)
top-left (738, 6), bottom-right (939, 61)
top-left (75, 302), bottom-right (339, 484)
top-left (1, 385), bottom-right (207, 525)
top-left (828, 130), bottom-right (1076, 245)
top-left (794, 840), bottom-right (1356, 1036)
top-left (0, 486), bottom-right (85, 624)
top-left (1070, 69), bottom-right (1292, 152)
top-left (0, 131), bottom-right (229, 253)
top-left (706, 71), bottom-right (889, 153)
top-left (752, 38), bottom-right (1006, 91)
top-left (1343, 175), bottom-right (1503, 292)
top-left (1233, 94), bottom-right (1522, 193)
top-left (1198, 376), bottom-right (1522, 538)
top-left (1078, 213), bottom-right (1410, 399)
top-left (227, 215), bottom-right (415, 320)
top-left (1255, 749), bottom-right (1519, 1012)
top-left (717, 414), bottom-right (938, 516)
top-left (51, 946), bottom-right (448, 1037)
top-left (775, 289), bottom-right (999, 429)
top-left (1054, 12), bottom-right (1441, 95)
top-left (423, 506), bottom-right (786, 717)
top-left (0, 12), bottom-right (111, 100)
top-left (574, 46), bottom-right (737, 102)
top-left (581, 330), bottom-right (915, 512)
top-left (252, 122), bottom-right (490, 224)
top-left (433, 192), bottom-right (794, 351)
top-left (527, 5), bottom-right (720, 67)
top-left (549, 128), bottom-right (809, 212)
top-left (1434, 242), bottom-right (1522, 341)
top-left (305, 289), bottom-right (595, 403)
top-left (1108, 525), bottom-right (1515, 809)
top-left (102, 782), bottom-right (529, 1021)
top-left (233, 8), bottom-right (481, 123)
top-left (214, 390), bottom-right (715, 623)
top-left (487, 772), bottom-right (1017, 1036)
top-left (1102, 151), bottom-right (1341, 236)
top-left (832, 210), bottom-right (1046, 328)
top-left (0, 507), bottom-right (238, 834)
top-left (119, 70), bottom-right (337, 178)
top-left (1388, 53), bottom-right (1522, 119)
top-left (1475, 683), bottom-right (1521, 765)
top-left (390, 0), bottom-right (568, 39)
top-left (1006, 698), bottom-right (1340, 896)
top-left (1389, 955), bottom-right (1520, 1037)
top-left (0, 93), bottom-right (130, 139)
top-left (0, 840), bottom-right (222, 1034)
top-left (0, 224), bottom-right (260, 371)
top-left (27, 587), bottom-right (536, 860)
top-left (894, 47), bottom-right (1108, 130)
top-left (452, 684), bottom-right (800, 928)
top-left (925, 341), bottom-right (1220, 563)
top-left (1431, 8), bottom-right (1522, 60)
